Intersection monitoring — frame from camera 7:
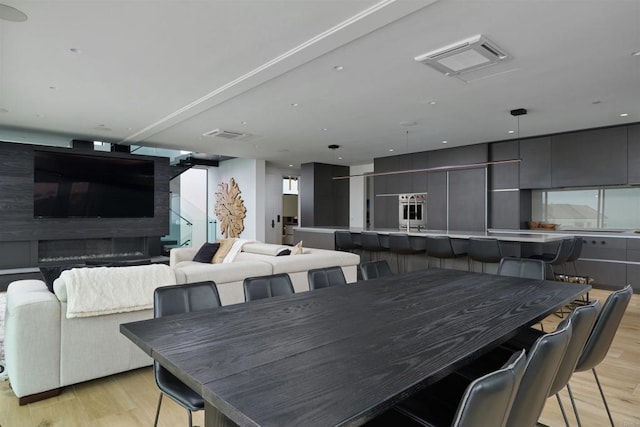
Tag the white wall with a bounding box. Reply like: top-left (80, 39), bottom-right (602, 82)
top-left (210, 158), bottom-right (266, 241)
top-left (349, 163), bottom-right (373, 228)
top-left (179, 168), bottom-right (208, 247)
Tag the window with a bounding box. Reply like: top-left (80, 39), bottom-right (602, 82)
top-left (532, 187), bottom-right (640, 230)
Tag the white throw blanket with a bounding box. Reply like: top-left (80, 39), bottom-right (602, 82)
top-left (57, 264), bottom-right (177, 318)
top-left (223, 239), bottom-right (257, 263)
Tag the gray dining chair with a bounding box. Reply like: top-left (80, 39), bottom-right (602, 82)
top-left (505, 300), bottom-right (600, 427)
top-left (497, 257), bottom-right (545, 280)
top-left (308, 266), bottom-right (347, 289)
top-left (153, 281), bottom-right (221, 427)
top-left (567, 285), bottom-right (632, 426)
top-left (359, 260), bottom-right (393, 280)
top-left (456, 318), bottom-right (573, 427)
top-left (243, 273), bottom-right (294, 301)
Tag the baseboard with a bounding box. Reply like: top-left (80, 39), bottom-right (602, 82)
top-left (18, 387), bottom-right (62, 405)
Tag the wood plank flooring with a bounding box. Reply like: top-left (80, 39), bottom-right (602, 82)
top-left (0, 288), bottom-right (637, 427)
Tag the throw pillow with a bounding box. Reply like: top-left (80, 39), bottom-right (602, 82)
top-left (276, 249), bottom-right (291, 256)
top-left (212, 238), bottom-right (237, 263)
top-left (39, 263), bottom-right (86, 293)
top-left (192, 242), bottom-right (220, 263)
top-left (291, 240), bottom-right (303, 255)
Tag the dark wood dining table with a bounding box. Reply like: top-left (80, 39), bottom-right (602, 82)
top-left (120, 268), bottom-right (590, 427)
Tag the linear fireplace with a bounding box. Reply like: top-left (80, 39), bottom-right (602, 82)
top-left (38, 237), bottom-right (149, 263)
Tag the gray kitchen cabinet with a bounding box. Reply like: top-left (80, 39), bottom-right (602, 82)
top-left (551, 127), bottom-right (627, 187)
top-left (628, 124), bottom-right (640, 184)
top-left (574, 236), bottom-right (628, 288)
top-left (489, 190), bottom-right (531, 230)
top-left (489, 140), bottom-right (519, 190)
top-left (448, 168), bottom-right (486, 231)
top-left (395, 153), bottom-right (413, 194)
top-left (412, 151), bottom-right (428, 193)
top-left (428, 143), bottom-right (488, 168)
top-left (426, 171), bottom-right (447, 230)
top-left (519, 137), bottom-right (551, 189)
top-left (374, 157), bottom-right (398, 229)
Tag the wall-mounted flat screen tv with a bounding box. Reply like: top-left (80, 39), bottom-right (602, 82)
top-left (34, 151), bottom-right (155, 218)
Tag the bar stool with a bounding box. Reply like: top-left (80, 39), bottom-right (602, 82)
top-left (426, 236), bottom-right (467, 269)
top-left (467, 238), bottom-right (502, 272)
top-left (334, 231), bottom-right (360, 254)
top-left (388, 233), bottom-right (426, 273)
top-left (360, 231), bottom-right (386, 262)
top-left (531, 238), bottom-right (574, 280)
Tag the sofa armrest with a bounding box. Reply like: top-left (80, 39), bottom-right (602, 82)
top-left (5, 280), bottom-right (62, 398)
top-left (169, 247), bottom-right (198, 267)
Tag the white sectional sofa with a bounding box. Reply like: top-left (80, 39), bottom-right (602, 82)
top-left (4, 242), bottom-right (359, 404)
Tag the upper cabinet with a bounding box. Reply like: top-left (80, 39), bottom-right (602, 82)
top-left (489, 140), bottom-right (519, 190)
top-left (628, 124), bottom-right (640, 185)
top-left (551, 127), bottom-right (627, 187)
top-left (519, 137), bottom-right (551, 189)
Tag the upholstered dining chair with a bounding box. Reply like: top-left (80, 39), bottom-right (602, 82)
top-left (153, 281), bottom-right (221, 427)
top-left (455, 319), bottom-right (573, 427)
top-left (243, 273), bottom-right (294, 301)
top-left (367, 350), bottom-right (527, 427)
top-left (504, 300), bottom-right (600, 427)
top-left (497, 257), bottom-right (546, 280)
top-left (566, 285), bottom-right (632, 426)
top-left (308, 266), bottom-right (347, 290)
top-left (359, 260), bottom-right (393, 280)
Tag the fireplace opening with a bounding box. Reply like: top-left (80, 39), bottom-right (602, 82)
top-left (38, 237), bottom-right (149, 264)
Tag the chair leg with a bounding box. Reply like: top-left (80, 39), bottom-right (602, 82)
top-left (556, 393), bottom-right (571, 427)
top-left (187, 409), bottom-right (193, 427)
top-left (566, 383), bottom-right (583, 427)
top-left (154, 393), bottom-right (163, 427)
top-left (592, 368), bottom-right (615, 426)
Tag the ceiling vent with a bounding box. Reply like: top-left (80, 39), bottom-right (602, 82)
top-left (203, 128), bottom-right (245, 139)
top-left (414, 35), bottom-right (511, 77)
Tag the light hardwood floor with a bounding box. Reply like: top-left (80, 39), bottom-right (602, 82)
top-left (0, 288), bottom-right (638, 427)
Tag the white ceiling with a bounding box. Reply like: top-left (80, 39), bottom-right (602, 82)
top-left (1, 0), bottom-right (639, 171)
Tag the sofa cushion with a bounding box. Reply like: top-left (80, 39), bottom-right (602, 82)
top-left (192, 242), bottom-right (220, 263)
top-left (173, 260), bottom-right (272, 285)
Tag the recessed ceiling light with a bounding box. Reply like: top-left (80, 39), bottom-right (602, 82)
top-left (620, 113), bottom-right (629, 117)
top-left (389, 149), bottom-right (394, 152)
top-left (508, 130), bottom-right (515, 134)
top-left (333, 65), bottom-right (344, 71)
top-left (428, 101), bottom-right (436, 105)
top-left (321, 127), bottom-right (328, 131)
top-left (240, 121), bottom-right (248, 125)
top-left (338, 156), bottom-right (343, 160)
top-left (289, 164), bottom-right (294, 167)
top-left (0, 4), bottom-right (28, 22)
top-left (69, 48), bottom-right (82, 54)
top-left (290, 103), bottom-right (299, 107)
top-left (442, 140), bottom-right (448, 144)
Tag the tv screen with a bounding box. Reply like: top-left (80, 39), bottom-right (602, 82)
top-left (34, 151), bottom-right (155, 218)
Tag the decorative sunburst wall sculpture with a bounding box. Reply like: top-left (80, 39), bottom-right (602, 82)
top-left (214, 178), bottom-right (247, 238)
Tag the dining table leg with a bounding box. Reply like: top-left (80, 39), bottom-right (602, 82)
top-left (205, 401), bottom-right (238, 427)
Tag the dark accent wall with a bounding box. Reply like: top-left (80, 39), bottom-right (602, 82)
top-left (0, 141), bottom-right (170, 268)
top-left (300, 162), bottom-right (349, 227)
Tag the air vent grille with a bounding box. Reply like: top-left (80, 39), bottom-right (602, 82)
top-left (203, 128), bottom-right (245, 139)
top-left (414, 35), bottom-right (511, 77)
